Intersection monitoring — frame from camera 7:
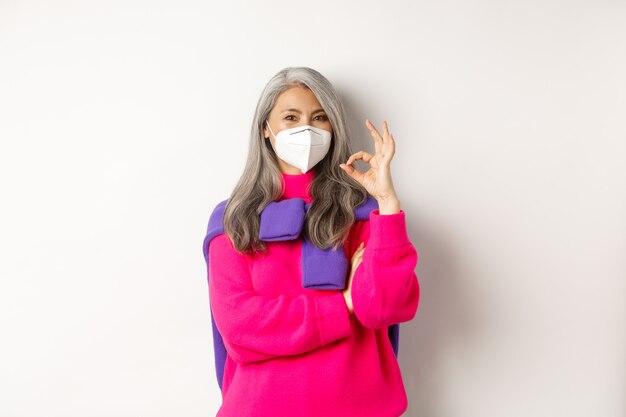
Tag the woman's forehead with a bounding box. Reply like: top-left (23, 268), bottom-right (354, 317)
top-left (275, 86), bottom-right (321, 110)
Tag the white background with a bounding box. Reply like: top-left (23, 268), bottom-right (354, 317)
top-left (1, 1), bottom-right (624, 416)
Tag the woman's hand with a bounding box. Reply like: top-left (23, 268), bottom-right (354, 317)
top-left (343, 241), bottom-right (365, 314)
top-left (339, 119), bottom-right (401, 213)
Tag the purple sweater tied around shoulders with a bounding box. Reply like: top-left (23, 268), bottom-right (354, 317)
top-left (202, 196), bottom-right (400, 390)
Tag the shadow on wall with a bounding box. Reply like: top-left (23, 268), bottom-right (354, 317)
top-left (341, 92), bottom-right (487, 416)
top-left (400, 210), bottom-right (489, 417)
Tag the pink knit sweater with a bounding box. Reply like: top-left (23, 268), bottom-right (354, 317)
top-left (207, 169), bottom-right (420, 417)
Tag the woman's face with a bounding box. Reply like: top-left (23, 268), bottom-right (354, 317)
top-left (264, 86), bottom-right (333, 174)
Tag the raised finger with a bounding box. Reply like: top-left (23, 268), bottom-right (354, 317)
top-left (380, 121), bottom-right (396, 159)
top-left (385, 131), bottom-right (396, 159)
top-left (383, 120), bottom-right (391, 143)
top-left (365, 119), bottom-right (384, 150)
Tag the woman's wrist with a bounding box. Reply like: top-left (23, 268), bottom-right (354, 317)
top-left (377, 196), bottom-right (401, 215)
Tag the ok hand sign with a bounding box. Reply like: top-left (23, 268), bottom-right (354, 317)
top-left (340, 119), bottom-right (400, 205)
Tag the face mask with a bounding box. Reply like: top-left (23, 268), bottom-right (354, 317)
top-left (266, 121), bottom-right (332, 174)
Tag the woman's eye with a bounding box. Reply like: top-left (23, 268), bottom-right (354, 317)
top-left (285, 114), bottom-right (327, 121)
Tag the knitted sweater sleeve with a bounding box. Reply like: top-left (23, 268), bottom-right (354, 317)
top-left (348, 209), bottom-right (420, 329)
top-left (207, 233), bottom-right (353, 364)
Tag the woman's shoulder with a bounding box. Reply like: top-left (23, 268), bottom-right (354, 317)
top-left (203, 198), bottom-right (236, 264)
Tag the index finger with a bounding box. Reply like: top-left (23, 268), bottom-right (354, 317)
top-left (365, 119), bottom-right (383, 151)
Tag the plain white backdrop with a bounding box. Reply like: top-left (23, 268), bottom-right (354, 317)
top-left (1, 1), bottom-right (624, 416)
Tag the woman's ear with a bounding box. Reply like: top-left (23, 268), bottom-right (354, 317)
top-left (263, 120), bottom-right (270, 139)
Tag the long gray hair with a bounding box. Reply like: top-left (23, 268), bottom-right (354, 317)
top-left (223, 66), bottom-right (369, 255)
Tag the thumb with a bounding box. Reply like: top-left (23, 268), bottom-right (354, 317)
top-left (340, 163), bottom-right (358, 179)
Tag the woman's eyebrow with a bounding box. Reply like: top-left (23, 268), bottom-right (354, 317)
top-left (281, 108), bottom-right (326, 114)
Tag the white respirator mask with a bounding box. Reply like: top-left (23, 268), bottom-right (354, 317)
top-left (266, 121), bottom-right (332, 174)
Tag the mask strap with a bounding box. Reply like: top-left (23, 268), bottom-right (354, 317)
top-left (266, 120), bottom-right (276, 139)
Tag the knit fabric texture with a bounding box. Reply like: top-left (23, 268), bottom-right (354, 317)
top-left (202, 169), bottom-right (420, 417)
